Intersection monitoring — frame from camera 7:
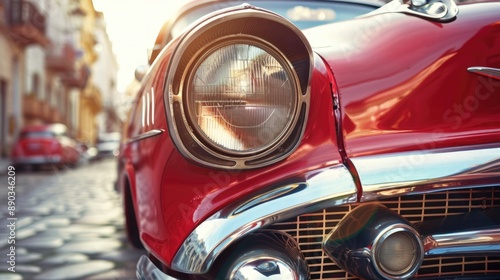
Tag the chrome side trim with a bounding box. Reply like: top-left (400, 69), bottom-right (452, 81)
top-left (351, 145), bottom-right (500, 202)
top-left (137, 255), bottom-right (179, 280)
top-left (468, 67), bottom-right (500, 81)
top-left (424, 228), bottom-right (500, 256)
top-left (127, 129), bottom-right (164, 143)
top-left (171, 164), bottom-right (358, 274)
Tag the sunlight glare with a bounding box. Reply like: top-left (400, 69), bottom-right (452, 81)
top-left (93, 0), bottom-right (185, 92)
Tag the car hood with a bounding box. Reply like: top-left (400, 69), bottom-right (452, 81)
top-left (302, 2), bottom-right (500, 156)
top-left (303, 3), bottom-right (500, 90)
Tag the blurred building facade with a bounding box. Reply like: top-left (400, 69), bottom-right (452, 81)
top-left (0, 0), bottom-right (119, 159)
top-left (0, 0), bottom-right (13, 158)
top-left (90, 8), bottom-right (120, 136)
top-left (78, 0), bottom-right (101, 144)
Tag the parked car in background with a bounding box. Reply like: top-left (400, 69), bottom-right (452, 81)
top-left (96, 132), bottom-right (121, 159)
top-left (119, 0), bottom-right (500, 279)
top-left (77, 141), bottom-right (99, 162)
top-left (11, 123), bottom-right (81, 170)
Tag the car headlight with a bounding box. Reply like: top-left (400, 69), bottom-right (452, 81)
top-left (186, 42), bottom-right (298, 155)
top-left (165, 4), bottom-right (312, 169)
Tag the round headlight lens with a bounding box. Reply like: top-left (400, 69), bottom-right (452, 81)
top-left (186, 43), bottom-right (297, 155)
top-left (377, 231), bottom-right (418, 275)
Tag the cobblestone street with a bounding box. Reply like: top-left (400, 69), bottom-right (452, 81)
top-left (0, 158), bottom-right (145, 280)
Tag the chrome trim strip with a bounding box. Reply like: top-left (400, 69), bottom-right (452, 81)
top-left (468, 67), bottom-right (500, 81)
top-left (151, 88), bottom-right (155, 125)
top-left (351, 145), bottom-right (500, 202)
top-left (424, 228), bottom-right (500, 256)
top-left (136, 255), bottom-right (179, 280)
top-left (172, 164), bottom-right (358, 274)
top-left (127, 129), bottom-right (164, 143)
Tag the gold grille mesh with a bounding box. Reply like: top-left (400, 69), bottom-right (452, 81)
top-left (268, 187), bottom-right (500, 279)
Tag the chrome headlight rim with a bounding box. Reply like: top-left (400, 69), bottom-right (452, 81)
top-left (181, 37), bottom-right (302, 157)
top-left (164, 4), bottom-right (313, 169)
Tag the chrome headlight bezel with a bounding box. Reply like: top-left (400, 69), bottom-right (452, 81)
top-left (164, 4), bottom-right (313, 169)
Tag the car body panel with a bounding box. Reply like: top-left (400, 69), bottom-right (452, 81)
top-left (306, 3), bottom-right (500, 157)
top-left (128, 52), bottom-right (343, 265)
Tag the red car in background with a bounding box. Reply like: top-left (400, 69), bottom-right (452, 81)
top-left (11, 123), bottom-right (81, 170)
top-left (119, 0), bottom-right (500, 279)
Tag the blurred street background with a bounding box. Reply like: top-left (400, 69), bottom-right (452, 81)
top-left (0, 158), bottom-right (145, 280)
top-left (1, 0), bottom-right (122, 156)
top-left (0, 0), bottom-right (182, 164)
top-left (0, 1), bottom-right (180, 279)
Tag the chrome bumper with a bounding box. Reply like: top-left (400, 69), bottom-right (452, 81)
top-left (171, 164), bottom-right (358, 274)
top-left (142, 144), bottom-right (500, 277)
top-left (136, 255), bottom-right (179, 280)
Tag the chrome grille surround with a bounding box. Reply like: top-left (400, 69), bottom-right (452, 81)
top-left (268, 187), bottom-right (500, 279)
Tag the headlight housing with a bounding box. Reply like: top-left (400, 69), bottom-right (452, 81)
top-left (165, 4), bottom-right (312, 169)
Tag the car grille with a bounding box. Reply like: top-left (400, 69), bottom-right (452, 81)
top-left (268, 187), bottom-right (500, 279)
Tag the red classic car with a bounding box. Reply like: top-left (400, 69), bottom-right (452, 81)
top-left (11, 123), bottom-right (81, 169)
top-left (118, 0), bottom-right (500, 279)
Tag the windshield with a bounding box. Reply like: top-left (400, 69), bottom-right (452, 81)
top-left (171, 0), bottom-right (379, 38)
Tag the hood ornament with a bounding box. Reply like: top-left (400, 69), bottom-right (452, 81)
top-left (368, 0), bottom-right (458, 22)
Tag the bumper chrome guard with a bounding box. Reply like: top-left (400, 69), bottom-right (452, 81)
top-left (171, 164), bottom-right (358, 274)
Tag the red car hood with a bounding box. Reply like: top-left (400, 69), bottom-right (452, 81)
top-left (304, 2), bottom-right (500, 157)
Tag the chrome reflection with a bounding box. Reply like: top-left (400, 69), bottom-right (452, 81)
top-left (171, 164), bottom-right (357, 274)
top-left (227, 231), bottom-right (309, 280)
top-left (323, 203), bottom-right (424, 280)
top-left (136, 255), bottom-right (179, 280)
top-left (351, 145), bottom-right (500, 201)
top-left (127, 129), bottom-right (163, 143)
top-left (232, 260), bottom-right (296, 280)
top-left (424, 228), bottom-right (500, 256)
